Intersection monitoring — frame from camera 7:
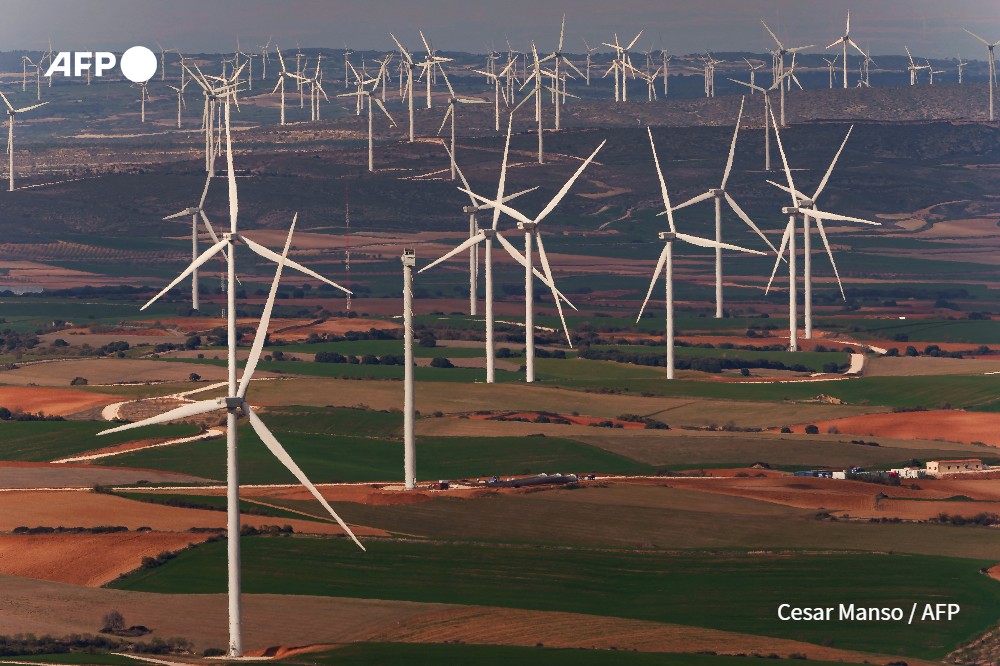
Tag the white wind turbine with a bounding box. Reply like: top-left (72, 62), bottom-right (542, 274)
top-left (461, 137), bottom-right (605, 382)
top-left (272, 46), bottom-right (307, 125)
top-left (963, 29), bottom-right (1000, 120)
top-left (639, 127), bottom-right (765, 379)
top-left (744, 58), bottom-right (765, 92)
top-left (730, 76), bottom-right (777, 170)
top-left (337, 84), bottom-right (396, 172)
top-left (662, 52), bottom-right (673, 96)
top-left (473, 59), bottom-right (515, 131)
top-left (602, 31), bottom-right (643, 102)
top-left (420, 120), bottom-right (539, 377)
top-left (582, 39), bottom-right (598, 85)
top-left (671, 97), bottom-right (779, 319)
top-left (926, 59), bottom-right (945, 85)
top-left (258, 37), bottom-right (272, 80)
top-left (761, 20), bottom-right (813, 93)
top-left (957, 54), bottom-right (968, 84)
top-left (168, 79), bottom-right (189, 128)
top-left (766, 127), bottom-right (880, 341)
top-left (1, 92), bottom-right (47, 192)
top-left (643, 66), bottom-right (662, 101)
top-left (390, 33), bottom-right (420, 142)
top-left (418, 31), bottom-right (452, 109)
top-left (905, 46), bottom-right (930, 86)
top-left (437, 68), bottom-right (489, 180)
top-left (765, 110), bottom-right (879, 349)
top-left (100, 101), bottom-right (360, 658)
top-left (824, 56), bottom-right (839, 89)
top-left (540, 15), bottom-right (586, 131)
top-left (826, 10), bottom-right (865, 89)
top-left (161, 164), bottom-right (227, 310)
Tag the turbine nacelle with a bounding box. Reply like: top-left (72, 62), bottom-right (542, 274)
top-left (658, 231), bottom-right (677, 242)
top-left (401, 248), bottom-right (416, 267)
top-left (517, 221), bottom-right (539, 232)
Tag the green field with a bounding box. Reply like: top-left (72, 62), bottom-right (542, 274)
top-left (114, 491), bottom-right (325, 523)
top-left (111, 536), bottom-right (1000, 660)
top-left (277, 339), bottom-right (505, 359)
top-left (277, 643), bottom-right (871, 665)
top-left (539, 361), bottom-right (1000, 410)
top-left (0, 654), bottom-right (139, 665)
top-left (0, 420), bottom-right (199, 462)
top-left (101, 428), bottom-right (652, 484)
top-left (586, 344), bottom-right (850, 372)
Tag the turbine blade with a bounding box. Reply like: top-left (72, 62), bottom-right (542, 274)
top-left (812, 125), bottom-right (854, 201)
top-left (238, 217), bottom-right (296, 399)
top-left (535, 234), bottom-right (573, 345)
top-left (636, 244), bottom-right (669, 322)
top-left (142, 239), bottom-right (228, 310)
top-left (766, 179), bottom-right (809, 201)
top-left (646, 127), bottom-right (675, 232)
top-left (245, 405), bottom-right (365, 550)
top-left (418, 231), bottom-right (487, 274)
top-left (768, 103), bottom-right (798, 206)
top-left (808, 208), bottom-right (880, 225)
top-left (99, 398), bottom-right (225, 435)
top-left (672, 190), bottom-right (714, 212)
top-left (676, 233), bottom-right (765, 254)
top-left (461, 188), bottom-right (534, 227)
top-left (814, 217), bottom-right (846, 300)
top-left (534, 139), bottom-right (606, 226)
top-left (721, 96), bottom-right (745, 189)
top-left (723, 192), bottom-right (780, 255)
top-left (242, 236), bottom-right (352, 293)
top-left (765, 220), bottom-right (793, 294)
top-left (493, 114), bottom-right (514, 229)
top-left (437, 104), bottom-right (452, 136)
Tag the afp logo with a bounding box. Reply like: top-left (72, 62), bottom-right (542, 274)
top-left (45, 46), bottom-right (158, 83)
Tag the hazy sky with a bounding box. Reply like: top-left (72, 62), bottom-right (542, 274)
top-left (3, 0), bottom-right (999, 59)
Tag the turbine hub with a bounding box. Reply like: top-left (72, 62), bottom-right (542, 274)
top-left (518, 221), bottom-right (538, 232)
top-left (658, 231), bottom-right (676, 242)
top-left (481, 229), bottom-right (496, 239)
top-left (225, 397), bottom-right (243, 411)
top-left (709, 188), bottom-right (724, 197)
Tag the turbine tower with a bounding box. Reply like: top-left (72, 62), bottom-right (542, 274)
top-left (461, 137), bottom-right (605, 382)
top-left (639, 128), bottom-right (764, 379)
top-left (98, 100), bottom-right (361, 658)
top-left (963, 29), bottom-right (1000, 120)
top-left (671, 98), bottom-right (779, 318)
top-left (420, 124), bottom-right (537, 379)
top-left (1, 91), bottom-right (48, 192)
top-left (765, 127), bottom-right (880, 340)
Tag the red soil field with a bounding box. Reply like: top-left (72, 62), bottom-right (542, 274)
top-left (0, 490), bottom-right (387, 537)
top-left (786, 410), bottom-right (1000, 446)
top-left (0, 532), bottom-right (210, 586)
top-left (0, 385), bottom-right (123, 416)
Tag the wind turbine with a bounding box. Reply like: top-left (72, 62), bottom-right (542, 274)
top-left (582, 39), bottom-right (598, 85)
top-left (161, 164), bottom-right (229, 311)
top-left (461, 137), bottom-right (605, 382)
top-left (826, 10), bottom-right (865, 89)
top-left (20, 56), bottom-right (32, 92)
top-left (662, 52), bottom-right (673, 96)
top-left (824, 56), bottom-right (839, 89)
top-left (1, 92), bottom-right (48, 192)
top-left (301, 54), bottom-right (329, 122)
top-left (337, 84), bottom-right (396, 172)
top-left (272, 46), bottom-right (306, 125)
top-left (643, 66), bottom-right (662, 101)
top-left (420, 121), bottom-right (538, 371)
top-left (905, 46), bottom-right (930, 86)
top-left (730, 77), bottom-right (776, 170)
top-left (671, 98), bottom-right (778, 319)
top-left (639, 127), bottom-right (764, 379)
top-left (765, 109), bottom-right (879, 349)
top-left (744, 58), bottom-right (765, 92)
top-left (603, 31), bottom-right (643, 102)
top-left (99, 101), bottom-right (360, 658)
top-left (167, 78), bottom-right (189, 128)
top-left (964, 29), bottom-right (1000, 120)
top-left (258, 37), bottom-right (272, 80)
top-left (540, 15), bottom-right (586, 130)
top-left (390, 33), bottom-right (420, 142)
top-left (957, 54), bottom-right (968, 84)
top-left (766, 127), bottom-right (880, 341)
top-left (761, 20), bottom-right (813, 92)
top-left (437, 69), bottom-right (489, 180)
top-left (926, 59), bottom-right (945, 85)
top-left (418, 31), bottom-right (452, 109)
top-left (473, 59), bottom-right (514, 131)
